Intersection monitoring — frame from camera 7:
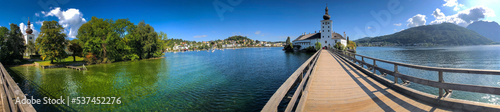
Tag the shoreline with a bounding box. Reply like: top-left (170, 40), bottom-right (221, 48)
top-left (9, 56), bottom-right (166, 68)
top-left (166, 46), bottom-right (282, 53)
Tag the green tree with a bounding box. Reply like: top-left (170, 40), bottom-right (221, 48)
top-left (36, 21), bottom-right (67, 63)
top-left (0, 27), bottom-right (10, 63)
top-left (77, 17), bottom-right (122, 63)
top-left (347, 40), bottom-right (356, 50)
top-left (315, 41), bottom-right (321, 51)
top-left (26, 40), bottom-right (36, 55)
top-left (283, 36), bottom-right (294, 52)
top-left (7, 24), bottom-right (26, 61)
top-left (126, 21), bottom-right (159, 59)
top-left (68, 39), bottom-right (83, 62)
top-left (334, 42), bottom-right (344, 50)
top-left (156, 31), bottom-right (168, 56)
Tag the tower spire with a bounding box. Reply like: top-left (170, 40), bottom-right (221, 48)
top-left (323, 4), bottom-right (331, 20)
top-left (26, 17), bottom-right (33, 34)
top-left (325, 4), bottom-right (329, 15)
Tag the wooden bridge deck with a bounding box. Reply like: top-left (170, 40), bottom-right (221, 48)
top-left (301, 50), bottom-right (450, 112)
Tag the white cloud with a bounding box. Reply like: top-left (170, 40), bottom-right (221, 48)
top-left (42, 7), bottom-right (87, 38)
top-left (430, 6), bottom-right (495, 27)
top-left (193, 35), bottom-right (207, 38)
top-left (255, 31), bottom-right (261, 35)
top-left (407, 14), bottom-right (427, 27)
top-left (35, 13), bottom-right (40, 17)
top-left (19, 23), bottom-right (39, 42)
top-left (443, 0), bottom-right (464, 11)
top-left (393, 23), bottom-right (402, 26)
top-left (35, 21), bottom-right (43, 26)
top-left (367, 26), bottom-right (372, 29)
top-left (432, 8), bottom-right (445, 19)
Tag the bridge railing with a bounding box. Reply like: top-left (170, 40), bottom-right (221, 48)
top-left (262, 50), bottom-right (321, 112)
top-left (331, 49), bottom-right (500, 99)
top-left (0, 63), bottom-right (36, 112)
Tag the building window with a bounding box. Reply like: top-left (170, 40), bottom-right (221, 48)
top-left (322, 36), bottom-right (324, 38)
top-left (328, 36), bottom-right (330, 38)
top-left (328, 30), bottom-right (330, 32)
top-left (325, 41), bottom-right (327, 44)
top-left (323, 30), bottom-right (324, 32)
top-left (328, 26), bottom-right (329, 28)
top-left (335, 40), bottom-right (338, 43)
top-left (323, 26), bottom-right (324, 28)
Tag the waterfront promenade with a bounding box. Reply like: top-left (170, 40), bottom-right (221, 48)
top-left (263, 50), bottom-right (500, 112)
top-left (302, 50), bottom-right (448, 111)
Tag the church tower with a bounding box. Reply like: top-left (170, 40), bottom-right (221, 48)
top-left (25, 17), bottom-right (35, 44)
top-left (320, 5), bottom-right (332, 47)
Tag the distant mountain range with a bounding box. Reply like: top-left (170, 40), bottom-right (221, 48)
top-left (355, 23), bottom-right (494, 46)
top-left (466, 21), bottom-right (500, 42)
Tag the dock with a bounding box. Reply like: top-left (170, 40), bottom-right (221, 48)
top-left (263, 49), bottom-right (500, 112)
top-left (66, 65), bottom-right (87, 71)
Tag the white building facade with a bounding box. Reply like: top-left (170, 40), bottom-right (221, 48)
top-left (292, 5), bottom-right (347, 50)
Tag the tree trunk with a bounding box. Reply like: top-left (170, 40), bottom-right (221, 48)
top-left (102, 43), bottom-right (107, 61)
top-left (73, 55), bottom-right (76, 62)
top-left (50, 59), bottom-right (53, 64)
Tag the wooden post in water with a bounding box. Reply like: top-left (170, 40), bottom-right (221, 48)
top-left (439, 71), bottom-right (444, 98)
top-left (394, 64), bottom-right (398, 84)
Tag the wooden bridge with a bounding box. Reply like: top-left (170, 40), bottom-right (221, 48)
top-left (0, 63), bottom-right (36, 112)
top-left (263, 50), bottom-right (500, 112)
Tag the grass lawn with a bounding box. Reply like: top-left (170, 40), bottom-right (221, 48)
top-left (35, 56), bottom-right (85, 66)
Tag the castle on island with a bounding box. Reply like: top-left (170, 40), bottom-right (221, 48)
top-left (292, 5), bottom-right (347, 49)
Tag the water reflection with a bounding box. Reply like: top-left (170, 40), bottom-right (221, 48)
top-left (9, 47), bottom-right (313, 111)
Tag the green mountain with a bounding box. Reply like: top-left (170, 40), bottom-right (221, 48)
top-left (224, 35), bottom-right (252, 41)
top-left (466, 21), bottom-right (500, 42)
top-left (355, 23), bottom-right (494, 46)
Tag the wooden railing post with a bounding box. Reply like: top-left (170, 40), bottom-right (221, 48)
top-left (394, 64), bottom-right (398, 84)
top-left (361, 57), bottom-right (364, 68)
top-left (373, 60), bottom-right (377, 74)
top-left (353, 55), bottom-right (356, 63)
top-left (438, 71), bottom-right (444, 98)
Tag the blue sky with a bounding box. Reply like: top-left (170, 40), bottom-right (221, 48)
top-left (0, 0), bottom-right (498, 41)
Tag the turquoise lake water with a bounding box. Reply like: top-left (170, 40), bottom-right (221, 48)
top-left (8, 46), bottom-right (500, 111)
top-left (8, 47), bottom-right (313, 111)
top-left (355, 45), bottom-right (500, 105)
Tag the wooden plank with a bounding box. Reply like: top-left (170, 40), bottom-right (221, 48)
top-left (300, 50), bottom-right (451, 111)
top-left (284, 51), bottom-right (320, 112)
top-left (261, 50), bottom-right (321, 112)
top-left (0, 63), bottom-right (37, 112)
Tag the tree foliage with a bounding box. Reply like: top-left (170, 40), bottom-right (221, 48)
top-left (125, 21), bottom-right (160, 59)
top-left (0, 26), bottom-right (22, 64)
top-left (77, 17), bottom-right (165, 63)
top-left (315, 41), bottom-right (321, 51)
top-left (347, 40), bottom-right (356, 50)
top-left (26, 40), bottom-right (36, 55)
top-left (334, 42), bottom-right (345, 50)
top-left (68, 39), bottom-right (83, 62)
top-left (36, 21), bottom-right (67, 63)
top-left (283, 36), bottom-right (294, 52)
top-left (224, 35), bottom-right (251, 41)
